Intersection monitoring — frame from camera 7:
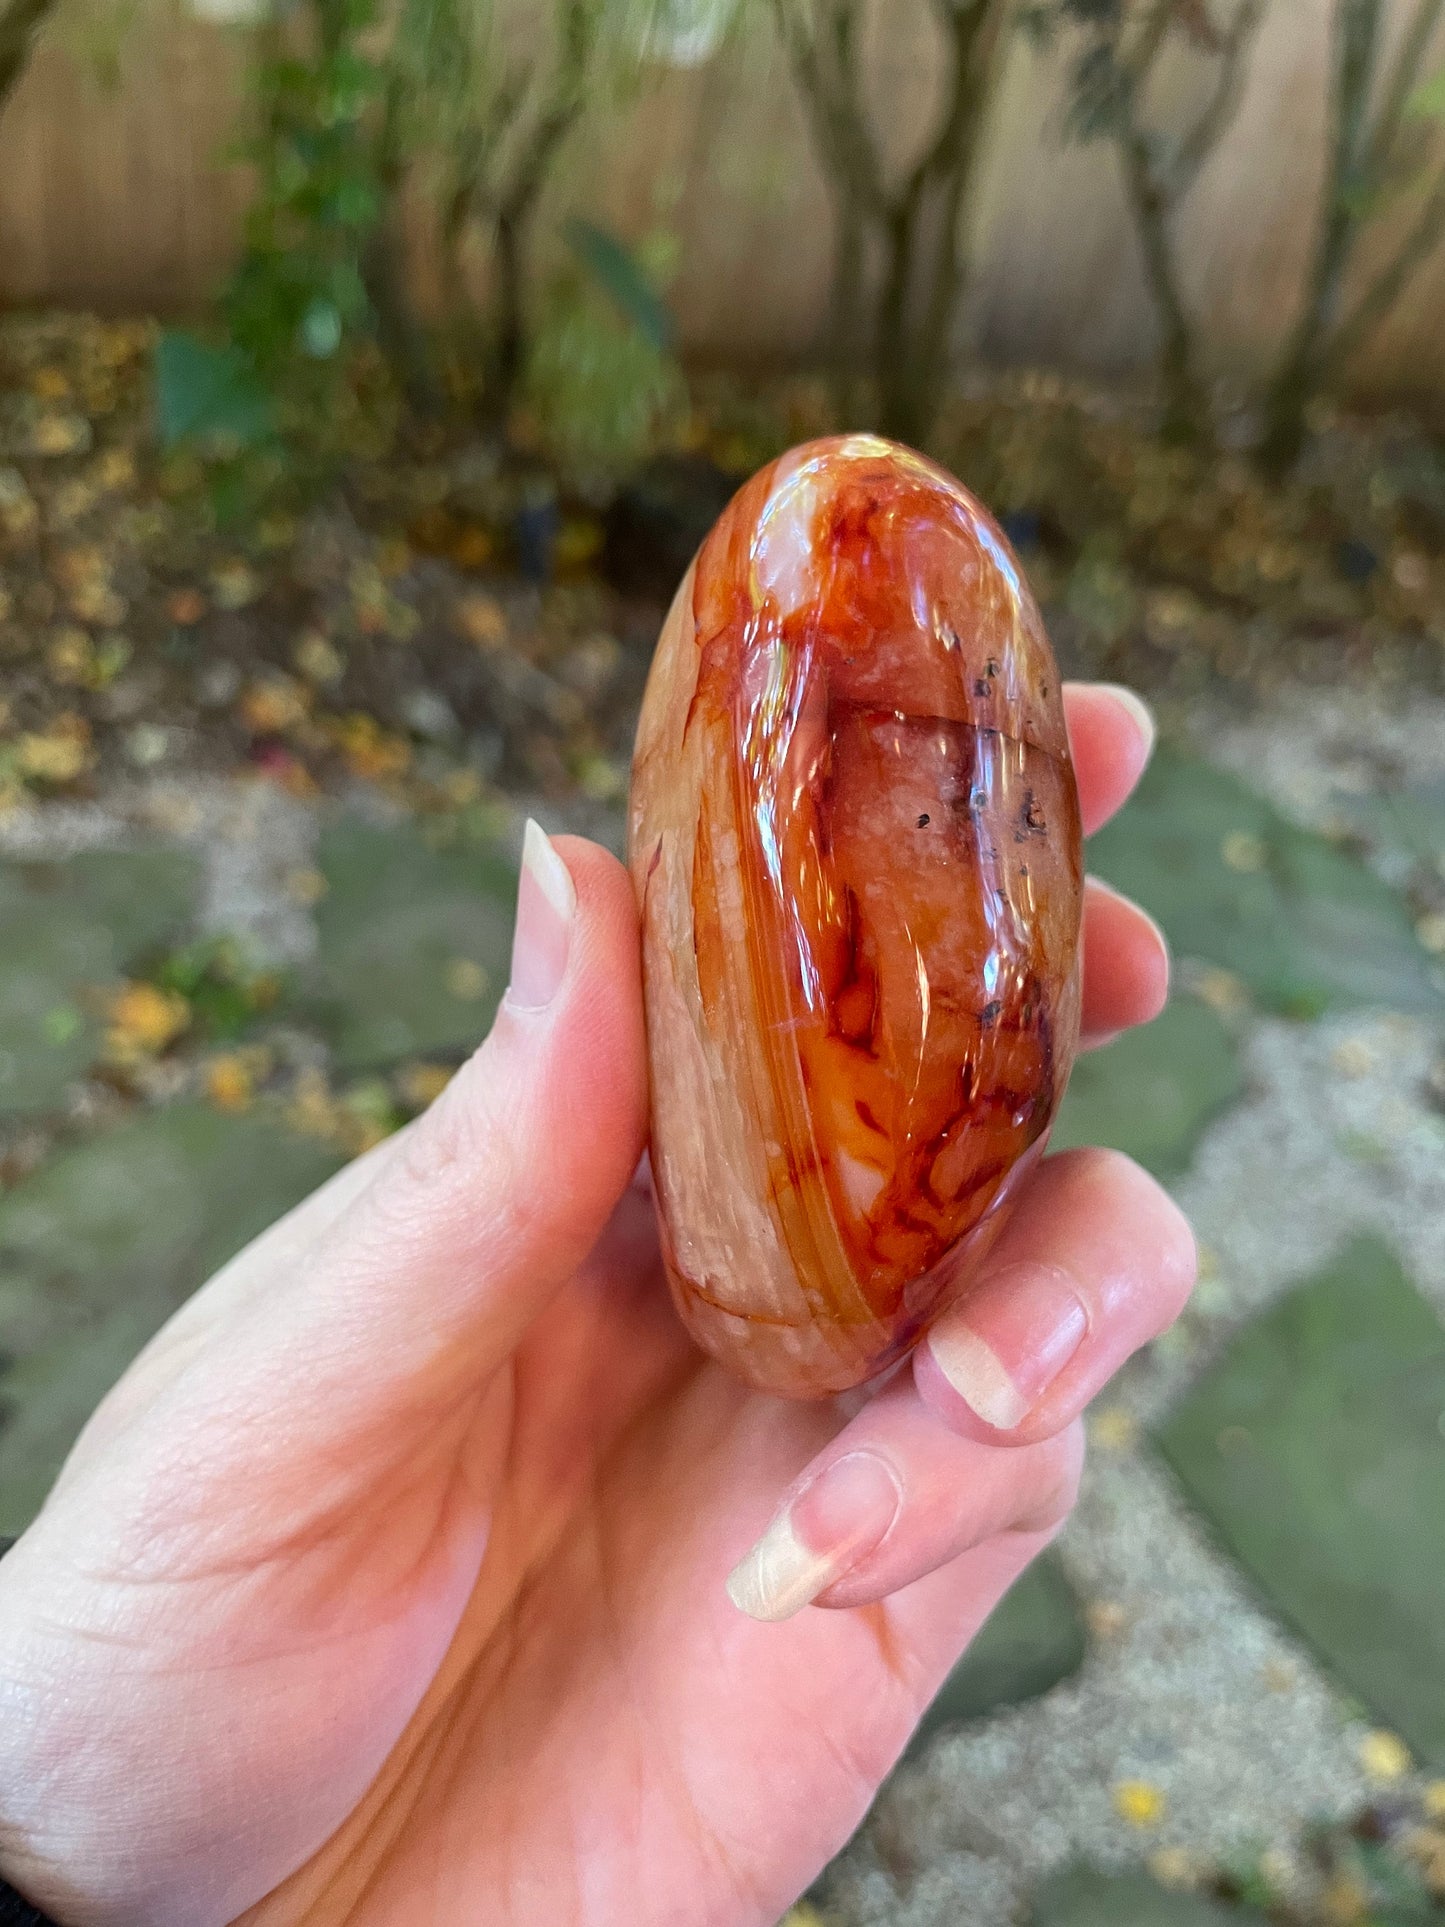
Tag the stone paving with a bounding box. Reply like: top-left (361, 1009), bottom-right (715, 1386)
top-left (0, 686), bottom-right (1441, 1925)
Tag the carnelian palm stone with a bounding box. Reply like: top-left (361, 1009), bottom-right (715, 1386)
top-left (628, 435), bottom-right (1084, 1398)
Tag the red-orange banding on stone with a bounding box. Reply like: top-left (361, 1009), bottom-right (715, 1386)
top-left (628, 435), bottom-right (1083, 1397)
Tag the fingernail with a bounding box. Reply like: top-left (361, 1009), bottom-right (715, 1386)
top-left (726, 1451), bottom-right (901, 1623)
top-left (1099, 684), bottom-right (1156, 767)
top-left (507, 820), bottom-right (575, 1011)
top-left (927, 1262), bottom-right (1088, 1430)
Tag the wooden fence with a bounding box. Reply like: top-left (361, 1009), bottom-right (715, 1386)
top-left (2, 0), bottom-right (1444, 401)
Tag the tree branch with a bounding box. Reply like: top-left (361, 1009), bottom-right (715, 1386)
top-left (913, 0), bottom-right (1009, 372)
top-left (1367, 0), bottom-right (1444, 182)
top-left (770, 0), bottom-right (888, 217)
top-left (1327, 156), bottom-right (1445, 367)
top-left (495, 0), bottom-right (597, 229)
top-left (0, 0), bottom-right (59, 109)
top-left (1169, 0), bottom-right (1266, 195)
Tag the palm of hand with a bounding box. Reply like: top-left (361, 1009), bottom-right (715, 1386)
top-left (0, 686), bottom-right (1189, 1927)
top-left (236, 1181), bottom-right (993, 1927)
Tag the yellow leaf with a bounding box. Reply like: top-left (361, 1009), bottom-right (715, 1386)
top-left (17, 716), bottom-right (93, 785)
top-left (1323, 1871), bottom-right (1370, 1924)
top-left (1190, 965), bottom-right (1250, 1016)
top-left (439, 768), bottom-right (483, 809)
top-left (46, 628), bottom-right (95, 686)
top-left (444, 958), bottom-right (489, 1001)
top-left (31, 413), bottom-right (91, 458)
top-left (1112, 1779), bottom-right (1166, 1827)
top-left (287, 1067), bottom-right (342, 1143)
top-left (397, 1061), bottom-right (453, 1109)
top-left (107, 982), bottom-right (190, 1057)
top-left (205, 1054), bottom-right (255, 1113)
top-left (1087, 1599), bottom-right (1128, 1640)
top-left (240, 676), bottom-right (310, 735)
top-left (1091, 1406), bottom-right (1137, 1452)
top-left (92, 447), bottom-right (137, 493)
top-left (329, 711), bottom-right (410, 782)
top-left (1359, 1729), bottom-right (1411, 1782)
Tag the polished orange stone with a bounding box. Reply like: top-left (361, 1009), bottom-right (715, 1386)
top-left (629, 435), bottom-right (1083, 1397)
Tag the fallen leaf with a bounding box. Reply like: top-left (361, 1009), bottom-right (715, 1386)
top-left (240, 676), bottom-right (310, 735)
top-left (205, 1053), bottom-right (255, 1112)
top-left (16, 715), bottom-right (93, 784)
top-left (293, 631), bottom-right (345, 686)
top-left (211, 560), bottom-right (260, 610)
top-left (167, 588), bottom-right (207, 626)
top-left (397, 1061), bottom-right (453, 1109)
top-left (1359, 1728), bottom-right (1411, 1782)
top-left (31, 412), bottom-right (91, 458)
top-left (456, 592), bottom-right (508, 650)
top-left (106, 981), bottom-right (190, 1057)
top-left (1112, 1779), bottom-right (1166, 1827)
top-left (444, 957), bottom-right (489, 1001)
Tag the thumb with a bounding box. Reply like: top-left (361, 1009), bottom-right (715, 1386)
top-left (72, 823), bottom-right (649, 1491)
top-left (283, 821), bottom-right (649, 1416)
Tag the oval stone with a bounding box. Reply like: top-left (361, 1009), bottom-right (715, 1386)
top-left (628, 435), bottom-right (1083, 1397)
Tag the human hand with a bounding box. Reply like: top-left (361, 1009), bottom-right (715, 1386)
top-left (0, 683), bottom-right (1193, 1927)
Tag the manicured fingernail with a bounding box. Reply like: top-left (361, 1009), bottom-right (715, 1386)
top-left (726, 1451), bottom-right (901, 1623)
top-left (507, 820), bottom-right (574, 1011)
top-left (927, 1263), bottom-right (1088, 1430)
top-left (1099, 684), bottom-right (1156, 767)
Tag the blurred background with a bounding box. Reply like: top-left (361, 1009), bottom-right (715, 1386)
top-left (0, 0), bottom-right (1443, 1921)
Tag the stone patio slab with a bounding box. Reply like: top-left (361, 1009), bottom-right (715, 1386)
top-left (1158, 1235), bottom-right (1445, 1768)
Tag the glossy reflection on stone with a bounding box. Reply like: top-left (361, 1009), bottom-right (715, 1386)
top-left (628, 435), bottom-right (1083, 1397)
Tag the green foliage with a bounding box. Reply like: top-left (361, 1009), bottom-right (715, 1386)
top-left (154, 0), bottom-right (686, 503)
top-left (154, 0), bottom-right (396, 513)
top-left (565, 217), bottom-right (676, 353)
top-left (146, 938), bottom-right (281, 1044)
top-left (154, 332), bottom-right (274, 453)
top-left (0, 0), bottom-right (61, 113)
top-left (527, 228), bottom-right (685, 476)
top-left (0, 847), bottom-right (201, 1119)
top-left (1408, 65), bottom-right (1445, 122)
